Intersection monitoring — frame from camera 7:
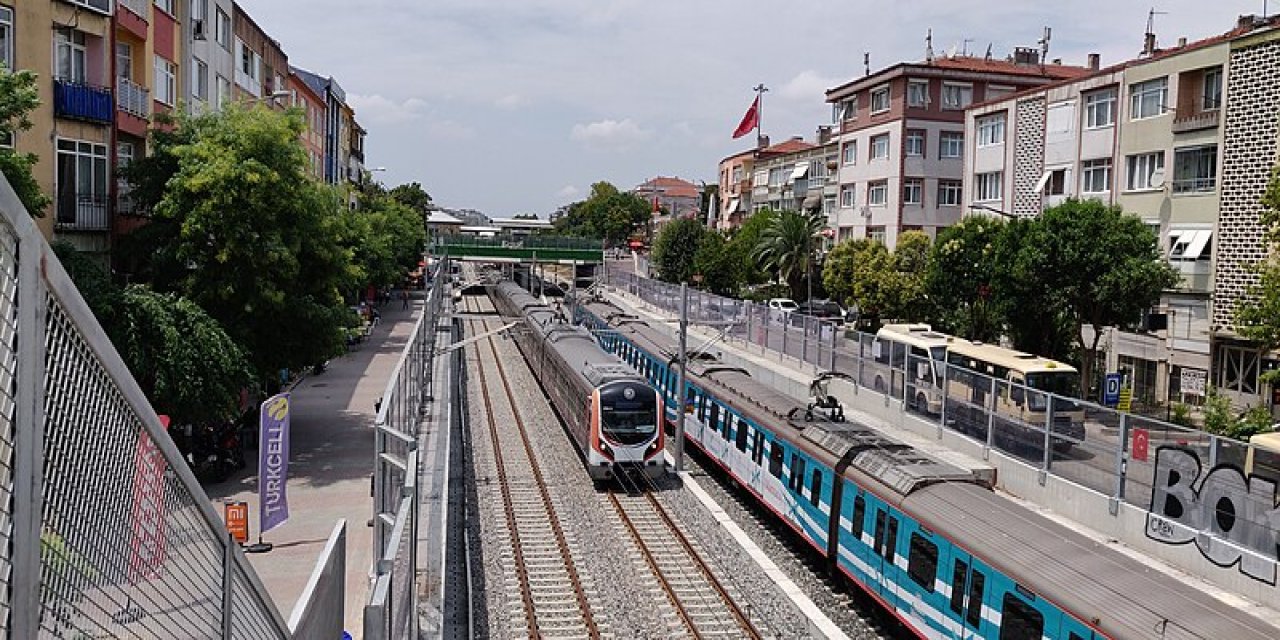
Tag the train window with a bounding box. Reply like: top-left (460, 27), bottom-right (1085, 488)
top-left (735, 420), bottom-right (749, 451)
top-left (851, 495), bottom-right (865, 538)
top-left (709, 403), bottom-right (721, 434)
top-left (769, 442), bottom-right (785, 477)
top-left (696, 390), bottom-right (707, 420)
top-left (809, 469), bottom-right (822, 507)
top-left (907, 533), bottom-right (938, 592)
top-left (790, 455), bottom-right (807, 493)
top-left (884, 516), bottom-right (899, 562)
top-left (872, 510), bottom-right (886, 556)
top-left (966, 570), bottom-right (986, 628)
top-left (998, 593), bottom-right (1044, 640)
top-left (751, 431), bottom-right (765, 465)
top-left (1068, 634), bottom-right (1085, 640)
top-left (949, 560), bottom-right (968, 615)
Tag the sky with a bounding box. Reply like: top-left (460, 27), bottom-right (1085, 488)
top-left (244, 1), bottom-right (1268, 218)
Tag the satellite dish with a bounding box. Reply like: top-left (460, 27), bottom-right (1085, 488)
top-left (1148, 169), bottom-right (1166, 189)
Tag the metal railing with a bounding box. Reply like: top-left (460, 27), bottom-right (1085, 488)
top-left (0, 163), bottom-right (288, 636)
top-left (53, 79), bottom-right (114, 124)
top-left (365, 258), bottom-right (448, 639)
top-left (55, 194), bottom-right (110, 231)
top-left (604, 264), bottom-right (1279, 571)
top-left (116, 76), bottom-right (151, 119)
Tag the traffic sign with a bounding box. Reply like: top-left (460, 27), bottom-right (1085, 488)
top-left (1103, 373), bottom-right (1122, 407)
top-left (1118, 387), bottom-right (1133, 413)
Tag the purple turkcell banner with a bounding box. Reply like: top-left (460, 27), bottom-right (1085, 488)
top-left (259, 392), bottom-right (291, 533)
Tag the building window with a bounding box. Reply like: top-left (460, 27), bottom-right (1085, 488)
top-left (1129, 77), bottom-right (1168, 120)
top-left (240, 42), bottom-right (258, 80)
top-left (1202, 67), bottom-right (1223, 110)
top-left (977, 114), bottom-right (1006, 146)
top-left (907, 80), bottom-right (928, 107)
top-left (975, 172), bottom-right (1002, 202)
top-left (116, 42), bottom-right (132, 81)
top-left (1045, 169), bottom-right (1067, 196)
top-left (938, 180), bottom-right (962, 206)
top-left (1126, 152), bottom-right (1164, 191)
top-left (905, 130), bottom-right (925, 157)
top-left (867, 226), bottom-right (886, 244)
top-left (192, 0), bottom-right (208, 22)
top-left (942, 83), bottom-right (973, 110)
top-left (55, 139), bottom-right (109, 225)
top-left (154, 56), bottom-right (176, 105)
top-left (870, 85), bottom-right (890, 113)
top-left (216, 75), bottom-right (231, 109)
top-left (192, 58), bottom-right (209, 101)
top-left (55, 29), bottom-right (87, 83)
top-left (835, 97), bottom-right (857, 122)
top-left (1080, 158), bottom-right (1112, 193)
top-left (868, 180), bottom-right (888, 205)
top-left (1172, 145), bottom-right (1217, 193)
top-left (1084, 89), bottom-right (1117, 128)
top-left (842, 141), bottom-right (857, 165)
top-left (768, 167), bottom-right (786, 186)
top-left (870, 134), bottom-right (890, 160)
top-left (154, 0), bottom-right (175, 15)
top-left (939, 131), bottom-right (964, 158)
top-left (0, 6), bottom-right (12, 72)
top-left (216, 8), bottom-right (232, 50)
top-left (840, 185), bottom-right (855, 208)
top-left (810, 158), bottom-right (827, 182)
top-left (903, 178), bottom-right (923, 205)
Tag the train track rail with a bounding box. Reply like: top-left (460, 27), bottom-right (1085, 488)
top-left (465, 295), bottom-right (603, 639)
top-left (606, 480), bottom-right (763, 640)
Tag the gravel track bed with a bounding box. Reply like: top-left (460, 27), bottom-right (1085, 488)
top-left (465, 293), bottom-right (824, 638)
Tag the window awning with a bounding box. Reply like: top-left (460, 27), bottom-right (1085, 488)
top-left (727, 198), bottom-right (741, 213)
top-left (1033, 171), bottom-right (1053, 193)
top-left (1168, 229), bottom-right (1213, 260)
top-left (790, 163), bottom-right (809, 181)
top-left (802, 194), bottom-right (821, 210)
top-left (1184, 230), bottom-right (1213, 259)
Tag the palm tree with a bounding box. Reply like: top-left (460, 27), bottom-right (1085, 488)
top-left (752, 209), bottom-right (826, 301)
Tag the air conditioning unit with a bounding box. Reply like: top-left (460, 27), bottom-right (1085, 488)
top-left (192, 19), bottom-right (206, 40)
top-left (860, 205), bottom-right (872, 218)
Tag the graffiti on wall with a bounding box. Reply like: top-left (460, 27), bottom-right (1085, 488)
top-left (1148, 446), bottom-right (1280, 585)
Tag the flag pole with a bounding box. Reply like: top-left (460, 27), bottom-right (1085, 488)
top-left (753, 83), bottom-right (768, 148)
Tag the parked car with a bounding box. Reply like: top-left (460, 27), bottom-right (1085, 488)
top-left (796, 299), bottom-right (849, 325)
top-left (767, 298), bottom-right (799, 313)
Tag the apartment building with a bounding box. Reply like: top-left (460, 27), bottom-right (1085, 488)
top-left (186, 0), bottom-right (236, 113)
top-left (292, 67), bottom-right (349, 186)
top-left (962, 15), bottom-right (1280, 410)
top-left (634, 176), bottom-right (701, 231)
top-left (231, 2), bottom-right (285, 106)
top-left (747, 135), bottom-right (839, 220)
top-left (715, 149), bottom-right (754, 230)
top-left (825, 50), bottom-right (1090, 249)
top-left (289, 70), bottom-right (326, 180)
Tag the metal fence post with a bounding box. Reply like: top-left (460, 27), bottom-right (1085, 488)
top-left (985, 377), bottom-right (998, 458)
top-left (1208, 434), bottom-right (1219, 469)
top-left (938, 362), bottom-right (949, 439)
top-left (222, 535), bottom-right (235, 640)
top-left (11, 230), bottom-right (46, 639)
top-left (1041, 395), bottom-right (1054, 484)
top-left (1112, 413), bottom-right (1130, 515)
top-left (902, 350), bottom-right (910, 407)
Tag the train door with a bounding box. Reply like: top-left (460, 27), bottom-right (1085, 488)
top-left (870, 507), bottom-right (901, 608)
top-left (1057, 620), bottom-right (1100, 640)
top-left (946, 549), bottom-right (989, 639)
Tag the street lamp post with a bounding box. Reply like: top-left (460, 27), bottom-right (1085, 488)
top-left (674, 282), bottom-right (689, 473)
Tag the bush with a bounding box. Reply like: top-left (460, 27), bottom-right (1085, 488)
top-left (1169, 402), bottom-right (1195, 428)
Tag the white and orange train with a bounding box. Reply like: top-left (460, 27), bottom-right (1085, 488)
top-left (489, 280), bottom-right (665, 482)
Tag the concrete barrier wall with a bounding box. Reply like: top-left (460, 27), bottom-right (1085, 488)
top-left (289, 521), bottom-right (348, 640)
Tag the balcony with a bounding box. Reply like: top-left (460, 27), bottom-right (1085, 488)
top-left (54, 80), bottom-right (114, 124)
top-left (116, 77), bottom-right (150, 119)
top-left (1171, 177), bottom-right (1216, 194)
top-left (61, 0), bottom-right (111, 14)
top-left (118, 0), bottom-right (149, 17)
top-left (1172, 109), bottom-right (1220, 133)
top-left (56, 194), bottom-right (110, 231)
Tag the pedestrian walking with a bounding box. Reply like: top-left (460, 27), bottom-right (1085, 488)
top-left (401, 288), bottom-right (410, 309)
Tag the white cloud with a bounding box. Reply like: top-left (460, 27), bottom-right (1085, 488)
top-left (427, 120), bottom-right (477, 140)
top-left (778, 70), bottom-right (843, 101)
top-left (557, 185), bottom-right (581, 199)
top-left (346, 94), bottom-right (428, 124)
top-left (569, 118), bottom-right (652, 150)
top-left (495, 94), bottom-right (529, 110)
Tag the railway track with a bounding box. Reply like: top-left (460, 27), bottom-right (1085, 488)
top-left (465, 295), bottom-right (605, 639)
top-left (605, 485), bottom-right (763, 639)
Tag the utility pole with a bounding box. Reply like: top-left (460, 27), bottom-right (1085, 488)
top-left (752, 83), bottom-right (769, 149)
top-left (674, 282), bottom-right (689, 473)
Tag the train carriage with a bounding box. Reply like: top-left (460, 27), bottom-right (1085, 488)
top-left (576, 297), bottom-right (1276, 640)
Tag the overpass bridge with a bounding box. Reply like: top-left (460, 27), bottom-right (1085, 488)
top-left (431, 234), bottom-right (604, 263)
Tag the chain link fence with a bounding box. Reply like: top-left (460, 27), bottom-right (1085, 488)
top-left (0, 174), bottom-right (289, 637)
top-left (366, 257), bottom-right (447, 640)
top-left (605, 262), bottom-right (1280, 571)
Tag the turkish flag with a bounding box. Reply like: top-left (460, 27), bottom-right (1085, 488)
top-left (732, 97), bottom-right (759, 139)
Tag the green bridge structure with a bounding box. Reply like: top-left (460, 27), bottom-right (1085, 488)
top-left (430, 234), bottom-right (606, 263)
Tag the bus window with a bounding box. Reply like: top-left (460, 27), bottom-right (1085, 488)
top-left (1247, 433), bottom-right (1280, 482)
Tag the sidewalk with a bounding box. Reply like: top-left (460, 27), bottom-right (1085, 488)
top-left (206, 295), bottom-right (422, 637)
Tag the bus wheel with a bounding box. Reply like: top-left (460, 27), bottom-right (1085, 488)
top-left (915, 392), bottom-right (928, 413)
top-left (874, 377), bottom-right (886, 393)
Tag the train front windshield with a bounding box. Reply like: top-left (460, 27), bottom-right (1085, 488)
top-left (599, 383), bottom-right (658, 446)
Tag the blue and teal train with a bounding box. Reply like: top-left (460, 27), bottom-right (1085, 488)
top-left (575, 296), bottom-right (1274, 640)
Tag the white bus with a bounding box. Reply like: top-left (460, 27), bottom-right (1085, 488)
top-left (872, 324), bottom-right (951, 415)
top-left (1246, 431), bottom-right (1280, 482)
top-left (944, 339), bottom-right (1087, 454)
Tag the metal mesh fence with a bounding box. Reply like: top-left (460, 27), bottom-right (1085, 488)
top-left (0, 178), bottom-right (288, 637)
top-left (603, 264), bottom-right (1280, 562)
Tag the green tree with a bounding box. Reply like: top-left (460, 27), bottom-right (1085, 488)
top-left (753, 209), bottom-right (825, 301)
top-left (0, 66), bottom-right (51, 215)
top-left (553, 182), bottom-right (650, 246)
top-left (1237, 166), bottom-right (1280, 385)
top-left (691, 232), bottom-right (742, 296)
top-left (53, 242), bottom-right (253, 425)
top-left (388, 181), bottom-right (434, 217)
top-left (926, 216), bottom-right (1005, 342)
top-left (1026, 200), bottom-right (1179, 395)
top-left (891, 230), bottom-right (932, 321)
top-left (822, 238), bottom-right (871, 311)
top-left (120, 105), bottom-right (357, 380)
top-left (651, 218), bottom-right (705, 284)
top-left (989, 217), bottom-right (1075, 361)
top-left (727, 208), bottom-right (776, 286)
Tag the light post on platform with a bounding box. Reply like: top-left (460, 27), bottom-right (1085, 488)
top-left (674, 282), bottom-right (689, 473)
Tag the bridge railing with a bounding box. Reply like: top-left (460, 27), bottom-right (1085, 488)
top-left (365, 257), bottom-right (447, 640)
top-left (0, 168), bottom-right (289, 636)
top-left (434, 233), bottom-right (603, 250)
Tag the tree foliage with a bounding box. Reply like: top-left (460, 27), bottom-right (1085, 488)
top-left (652, 218), bottom-right (705, 284)
top-left (0, 66), bottom-right (51, 215)
top-left (926, 216), bottom-right (1004, 342)
top-left (553, 182), bottom-right (650, 246)
top-left (822, 232), bottom-right (931, 325)
top-left (753, 209), bottom-right (825, 300)
top-left (988, 218), bottom-right (1075, 361)
top-left (692, 232), bottom-right (743, 296)
top-left (727, 209), bottom-right (776, 286)
top-left (120, 105), bottom-right (357, 380)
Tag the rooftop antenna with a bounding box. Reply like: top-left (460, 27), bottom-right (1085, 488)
top-left (984, 43), bottom-right (993, 61)
top-left (1039, 26), bottom-right (1052, 64)
top-left (926, 28), bottom-right (935, 62)
top-left (864, 52), bottom-right (870, 76)
top-left (1144, 8), bottom-right (1166, 55)
top-left (962, 38), bottom-right (974, 56)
